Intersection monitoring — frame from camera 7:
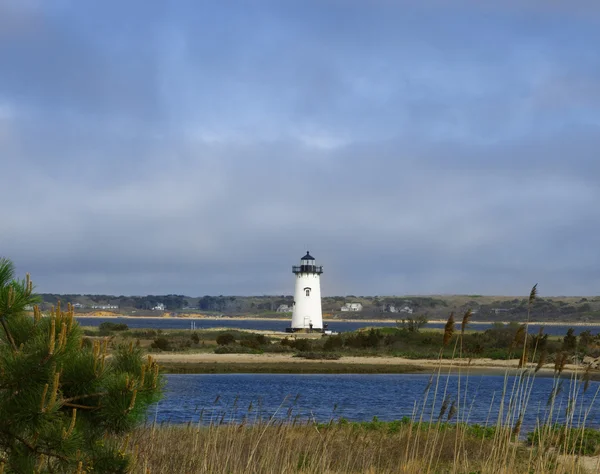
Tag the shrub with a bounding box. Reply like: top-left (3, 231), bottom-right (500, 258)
top-left (240, 338), bottom-right (261, 349)
top-left (99, 321), bottom-right (129, 332)
top-left (214, 345), bottom-right (262, 354)
top-left (239, 333), bottom-right (270, 349)
top-left (323, 334), bottom-right (344, 351)
top-left (290, 338), bottom-right (313, 352)
top-left (280, 337), bottom-right (293, 347)
top-left (151, 337), bottom-right (171, 351)
top-left (216, 333), bottom-right (236, 346)
top-left (130, 329), bottom-right (158, 338)
top-left (397, 316), bottom-right (428, 333)
top-left (563, 328), bottom-right (577, 352)
top-left (190, 332), bottom-right (200, 344)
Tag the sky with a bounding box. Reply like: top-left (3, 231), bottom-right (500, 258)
top-left (1, 1), bottom-right (600, 297)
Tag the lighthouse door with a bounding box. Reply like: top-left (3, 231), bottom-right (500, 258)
top-left (304, 316), bottom-right (310, 328)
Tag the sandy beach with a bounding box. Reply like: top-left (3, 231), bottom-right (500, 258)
top-left (152, 352), bottom-right (594, 377)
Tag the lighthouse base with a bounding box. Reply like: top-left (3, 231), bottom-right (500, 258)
top-left (285, 323), bottom-right (328, 334)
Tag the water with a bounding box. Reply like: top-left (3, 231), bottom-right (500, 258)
top-left (76, 316), bottom-right (600, 336)
top-left (153, 373), bottom-right (600, 432)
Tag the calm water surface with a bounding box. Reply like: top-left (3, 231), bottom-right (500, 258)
top-left (152, 374), bottom-right (600, 432)
top-left (76, 317), bottom-right (600, 336)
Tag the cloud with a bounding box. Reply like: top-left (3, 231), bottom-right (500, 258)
top-left (1, 1), bottom-right (599, 296)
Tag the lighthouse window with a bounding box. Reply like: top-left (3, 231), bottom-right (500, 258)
top-left (305, 288), bottom-right (311, 296)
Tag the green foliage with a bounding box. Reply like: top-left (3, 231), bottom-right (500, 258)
top-left (150, 337), bottom-right (171, 351)
top-left (261, 344), bottom-right (294, 353)
top-left (0, 258), bottom-right (162, 473)
top-left (563, 328), bottom-right (577, 351)
top-left (238, 333), bottom-right (269, 350)
top-left (527, 426), bottom-right (600, 456)
top-left (323, 334), bottom-right (344, 351)
top-left (287, 323), bottom-right (575, 360)
top-left (579, 330), bottom-right (594, 348)
top-left (216, 333), bottom-right (236, 346)
top-left (322, 418), bottom-right (496, 440)
top-left (190, 332), bottom-right (200, 344)
top-left (285, 338), bottom-right (313, 352)
top-left (397, 316), bottom-right (428, 333)
top-left (98, 321), bottom-right (129, 335)
top-left (344, 329), bottom-right (383, 349)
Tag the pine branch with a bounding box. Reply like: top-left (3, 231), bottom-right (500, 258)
top-left (2, 430), bottom-right (70, 463)
top-left (61, 392), bottom-right (108, 404)
top-left (61, 386), bottom-right (156, 405)
top-left (0, 319), bottom-right (17, 352)
top-left (63, 402), bottom-right (99, 411)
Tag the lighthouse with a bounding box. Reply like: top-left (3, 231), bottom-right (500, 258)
top-left (291, 251), bottom-right (323, 332)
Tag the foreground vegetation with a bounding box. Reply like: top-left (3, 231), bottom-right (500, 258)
top-left (126, 420), bottom-right (599, 473)
top-left (0, 259), bottom-right (161, 473)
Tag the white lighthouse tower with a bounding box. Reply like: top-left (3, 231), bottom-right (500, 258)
top-left (291, 251), bottom-right (323, 332)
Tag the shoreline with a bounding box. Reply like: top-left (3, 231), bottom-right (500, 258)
top-left (74, 314), bottom-right (600, 326)
top-left (153, 353), bottom-right (600, 377)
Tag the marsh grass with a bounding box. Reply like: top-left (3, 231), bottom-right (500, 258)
top-left (127, 285), bottom-right (600, 473)
top-left (128, 421), bottom-right (527, 473)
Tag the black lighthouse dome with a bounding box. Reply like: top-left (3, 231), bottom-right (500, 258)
top-left (293, 251), bottom-right (323, 275)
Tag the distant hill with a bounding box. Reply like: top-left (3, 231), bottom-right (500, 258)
top-left (36, 293), bottom-right (600, 322)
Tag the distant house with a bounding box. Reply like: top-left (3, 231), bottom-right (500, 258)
top-left (385, 305), bottom-right (398, 313)
top-left (152, 303), bottom-right (166, 311)
top-left (24, 304), bottom-right (34, 311)
top-left (493, 308), bottom-right (509, 315)
top-left (341, 303), bottom-right (363, 312)
top-left (276, 304), bottom-right (292, 313)
top-left (91, 304), bottom-right (119, 310)
top-left (72, 303), bottom-right (84, 309)
top-left (399, 306), bottom-right (413, 315)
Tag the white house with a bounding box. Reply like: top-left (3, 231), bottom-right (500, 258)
top-left (277, 304), bottom-right (292, 313)
top-left (341, 302), bottom-right (363, 312)
top-left (399, 306), bottom-right (413, 315)
top-left (152, 303), bottom-right (166, 311)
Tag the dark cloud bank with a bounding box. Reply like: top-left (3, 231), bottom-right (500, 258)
top-left (1, 1), bottom-right (599, 296)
